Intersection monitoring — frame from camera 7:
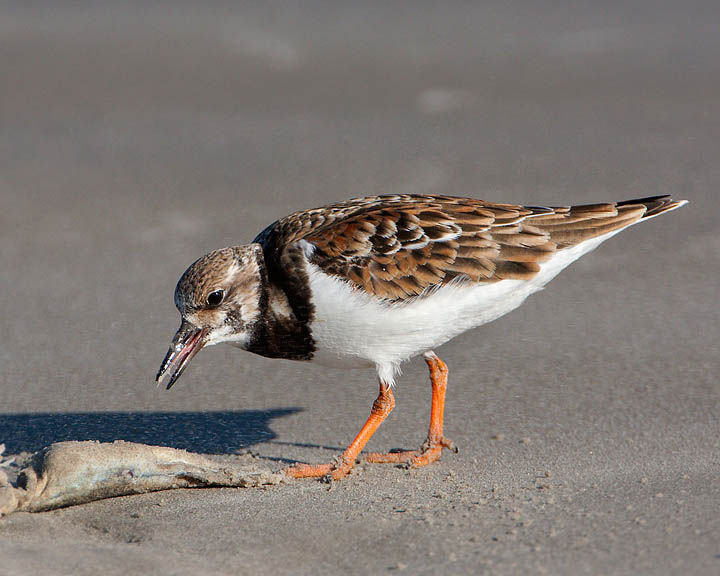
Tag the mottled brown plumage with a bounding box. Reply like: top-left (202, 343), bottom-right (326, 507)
top-left (174, 248), bottom-right (240, 312)
top-left (255, 194), bottom-right (683, 301)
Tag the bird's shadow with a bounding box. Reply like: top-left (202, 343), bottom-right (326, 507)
top-left (0, 409), bottom-right (300, 454)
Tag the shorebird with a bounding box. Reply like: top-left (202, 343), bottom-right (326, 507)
top-left (156, 194), bottom-right (686, 480)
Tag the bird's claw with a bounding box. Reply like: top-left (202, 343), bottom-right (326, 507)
top-left (441, 438), bottom-right (459, 454)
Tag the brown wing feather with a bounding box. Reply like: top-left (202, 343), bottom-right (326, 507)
top-left (255, 194), bottom-right (685, 302)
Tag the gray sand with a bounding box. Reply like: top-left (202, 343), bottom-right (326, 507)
top-left (1, 1), bottom-right (718, 574)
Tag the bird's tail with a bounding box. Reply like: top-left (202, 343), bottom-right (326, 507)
top-left (527, 195), bottom-right (688, 250)
top-left (616, 195), bottom-right (688, 221)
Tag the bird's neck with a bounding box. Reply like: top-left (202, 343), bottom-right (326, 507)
top-left (244, 245), bottom-right (316, 361)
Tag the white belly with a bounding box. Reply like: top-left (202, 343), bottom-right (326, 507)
top-left (307, 230), bottom-right (621, 384)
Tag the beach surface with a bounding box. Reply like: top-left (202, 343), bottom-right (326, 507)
top-left (1, 2), bottom-right (718, 574)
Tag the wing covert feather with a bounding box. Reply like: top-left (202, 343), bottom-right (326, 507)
top-left (253, 194), bottom-right (682, 301)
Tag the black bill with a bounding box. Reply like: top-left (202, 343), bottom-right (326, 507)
top-left (156, 321), bottom-right (208, 390)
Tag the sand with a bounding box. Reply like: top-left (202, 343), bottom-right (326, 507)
top-left (1, 2), bottom-right (718, 574)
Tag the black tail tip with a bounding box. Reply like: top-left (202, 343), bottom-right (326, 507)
top-left (618, 195), bottom-right (688, 218)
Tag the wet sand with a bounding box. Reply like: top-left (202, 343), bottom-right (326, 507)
top-left (1, 2), bottom-right (718, 574)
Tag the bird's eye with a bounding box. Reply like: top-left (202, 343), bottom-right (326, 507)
top-left (206, 289), bottom-right (225, 307)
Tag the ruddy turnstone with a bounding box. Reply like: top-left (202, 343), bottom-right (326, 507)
top-left (156, 194), bottom-right (686, 480)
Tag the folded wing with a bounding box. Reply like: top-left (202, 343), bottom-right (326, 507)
top-left (256, 194), bottom-right (685, 302)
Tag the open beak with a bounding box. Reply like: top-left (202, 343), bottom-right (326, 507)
top-left (156, 320), bottom-right (209, 390)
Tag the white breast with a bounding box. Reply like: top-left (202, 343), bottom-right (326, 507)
top-left (307, 229), bottom-right (623, 385)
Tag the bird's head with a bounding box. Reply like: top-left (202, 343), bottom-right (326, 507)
top-left (156, 244), bottom-right (265, 389)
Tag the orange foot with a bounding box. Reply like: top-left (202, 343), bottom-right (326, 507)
top-left (285, 459), bottom-right (354, 481)
top-left (366, 435), bottom-right (457, 468)
top-left (284, 381), bottom-right (395, 481)
top-left (367, 351), bottom-right (456, 469)
top-left (284, 351), bottom-right (455, 480)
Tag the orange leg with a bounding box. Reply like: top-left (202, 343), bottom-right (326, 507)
top-left (366, 351), bottom-right (456, 467)
top-left (285, 381), bottom-right (395, 481)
